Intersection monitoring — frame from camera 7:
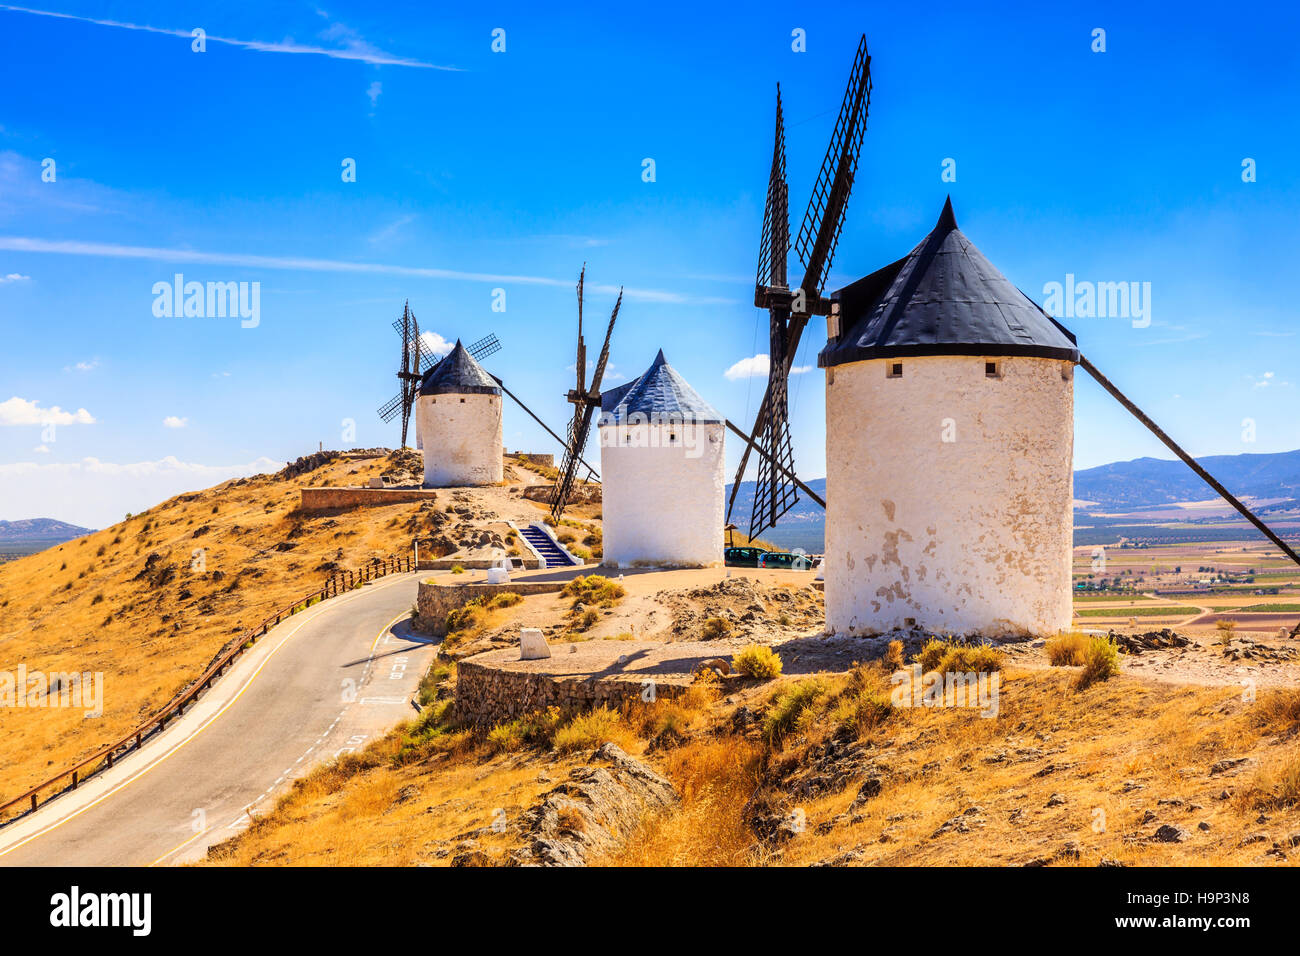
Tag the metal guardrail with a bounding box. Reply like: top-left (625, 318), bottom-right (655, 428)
top-left (0, 553), bottom-right (415, 823)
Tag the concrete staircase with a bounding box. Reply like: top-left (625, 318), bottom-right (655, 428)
top-left (518, 523), bottom-right (578, 568)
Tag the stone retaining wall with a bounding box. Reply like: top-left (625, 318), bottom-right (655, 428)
top-left (520, 484), bottom-right (602, 506)
top-left (510, 452), bottom-right (555, 468)
top-left (454, 659), bottom-right (685, 728)
top-left (416, 557), bottom-right (540, 571)
top-left (415, 579), bottom-right (564, 636)
top-left (300, 486), bottom-right (439, 512)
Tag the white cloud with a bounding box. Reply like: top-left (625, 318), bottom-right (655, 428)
top-left (725, 354), bottom-right (770, 381)
top-left (419, 331), bottom-right (455, 358)
top-left (366, 80), bottom-right (382, 107)
top-left (32, 444), bottom-right (49, 453)
top-left (368, 213), bottom-right (415, 245)
top-left (64, 358), bottom-right (99, 373)
top-left (0, 396), bottom-right (95, 426)
top-left (0, 272), bottom-right (29, 283)
top-left (0, 455), bottom-right (281, 527)
top-left (724, 354), bottom-right (814, 381)
top-left (163, 416), bottom-right (188, 428)
top-left (0, 4), bottom-right (459, 69)
top-left (0, 236), bottom-right (739, 306)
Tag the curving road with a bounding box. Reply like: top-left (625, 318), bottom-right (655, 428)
top-left (0, 573), bottom-right (432, 866)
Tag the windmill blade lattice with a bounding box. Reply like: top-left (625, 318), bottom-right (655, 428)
top-left (552, 274), bottom-right (621, 522)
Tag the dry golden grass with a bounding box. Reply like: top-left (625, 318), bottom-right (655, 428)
top-left (198, 654), bottom-right (1300, 867)
top-left (1046, 631), bottom-right (1091, 666)
top-left (0, 452), bottom-right (427, 815)
top-left (596, 736), bottom-right (763, 867)
top-left (204, 676), bottom-right (722, 865)
top-left (757, 670), bottom-right (1300, 866)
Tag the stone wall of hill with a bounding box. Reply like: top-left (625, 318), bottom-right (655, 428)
top-left (415, 579), bottom-right (564, 637)
top-left (454, 659), bottom-right (684, 728)
top-left (299, 487), bottom-right (439, 512)
top-left (520, 484), bottom-right (602, 506)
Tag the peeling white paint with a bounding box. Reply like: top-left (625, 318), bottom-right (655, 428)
top-left (825, 355), bottom-right (1074, 637)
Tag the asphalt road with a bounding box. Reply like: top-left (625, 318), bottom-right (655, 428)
top-left (0, 572), bottom-right (432, 866)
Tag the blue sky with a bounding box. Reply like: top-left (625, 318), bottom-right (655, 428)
top-left (1, 1), bottom-right (1297, 527)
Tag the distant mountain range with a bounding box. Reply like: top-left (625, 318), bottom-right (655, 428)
top-left (728, 448), bottom-right (1300, 552)
top-left (1074, 449), bottom-right (1300, 510)
top-left (0, 518), bottom-right (95, 544)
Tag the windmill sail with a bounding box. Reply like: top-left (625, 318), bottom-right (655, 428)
top-left (553, 271), bottom-right (622, 521)
top-left (732, 36), bottom-right (872, 539)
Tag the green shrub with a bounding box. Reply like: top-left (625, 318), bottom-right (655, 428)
top-left (732, 644), bottom-right (783, 679)
top-left (450, 564), bottom-right (465, 575)
top-left (916, 638), bottom-right (1003, 676)
top-left (486, 707), bottom-right (564, 753)
top-left (562, 574), bottom-right (625, 607)
top-left (445, 604), bottom-right (481, 633)
top-left (762, 677), bottom-right (826, 743)
top-left (701, 616), bottom-right (732, 640)
top-left (553, 707), bottom-right (623, 753)
top-left (1075, 636), bottom-right (1120, 689)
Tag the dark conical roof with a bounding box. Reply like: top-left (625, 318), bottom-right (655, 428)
top-left (418, 339), bottom-right (501, 396)
top-left (819, 198), bottom-right (1079, 368)
top-left (600, 350), bottom-right (722, 424)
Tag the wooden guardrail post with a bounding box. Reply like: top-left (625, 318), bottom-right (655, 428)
top-left (0, 550), bottom-right (422, 820)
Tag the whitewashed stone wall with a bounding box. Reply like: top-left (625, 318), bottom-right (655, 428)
top-left (415, 392), bottom-right (503, 487)
top-left (824, 354), bottom-right (1074, 637)
top-left (598, 420), bottom-right (724, 568)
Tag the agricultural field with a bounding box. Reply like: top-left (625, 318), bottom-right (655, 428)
top-left (1071, 509), bottom-right (1300, 634)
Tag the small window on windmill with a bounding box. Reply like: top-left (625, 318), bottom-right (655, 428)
top-left (985, 361), bottom-right (1001, 379)
top-left (460, 398), bottom-right (466, 403)
top-left (669, 431), bottom-right (677, 444)
top-left (887, 362), bottom-right (903, 379)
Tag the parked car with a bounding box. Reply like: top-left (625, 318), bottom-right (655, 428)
top-left (724, 546), bottom-right (764, 568)
top-left (759, 551), bottom-right (812, 570)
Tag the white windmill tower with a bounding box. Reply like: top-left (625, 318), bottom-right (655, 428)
top-left (818, 198), bottom-right (1080, 637)
top-left (597, 350), bottom-right (726, 568)
top-left (414, 339), bottom-right (504, 487)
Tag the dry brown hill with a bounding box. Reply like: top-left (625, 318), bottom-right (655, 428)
top-left (0, 450), bottom-right (571, 812)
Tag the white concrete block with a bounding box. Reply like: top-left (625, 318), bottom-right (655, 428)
top-left (519, 628), bottom-right (550, 660)
top-left (486, 566), bottom-right (510, 585)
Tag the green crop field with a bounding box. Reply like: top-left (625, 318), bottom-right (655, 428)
top-left (1076, 605), bottom-right (1198, 618)
top-left (1216, 603), bottom-right (1300, 613)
